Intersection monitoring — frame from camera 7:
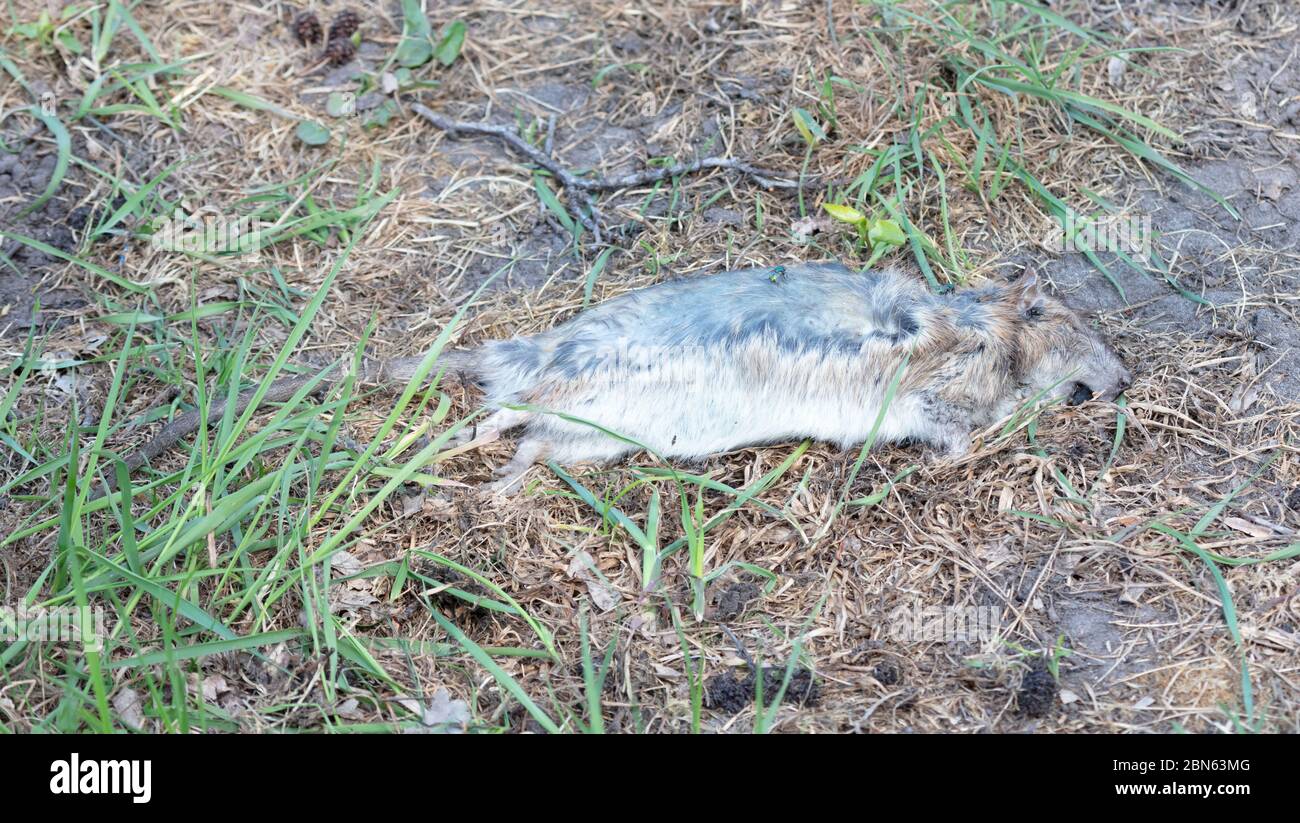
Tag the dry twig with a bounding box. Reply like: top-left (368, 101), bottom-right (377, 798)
top-left (410, 103), bottom-right (802, 244)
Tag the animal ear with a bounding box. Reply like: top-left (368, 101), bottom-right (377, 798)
top-left (1008, 267), bottom-right (1045, 315)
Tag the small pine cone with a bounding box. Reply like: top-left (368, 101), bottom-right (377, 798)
top-left (292, 11), bottom-right (322, 45)
top-left (322, 36), bottom-right (356, 66)
top-left (329, 9), bottom-right (361, 41)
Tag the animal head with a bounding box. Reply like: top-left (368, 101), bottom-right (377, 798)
top-left (1005, 269), bottom-right (1131, 405)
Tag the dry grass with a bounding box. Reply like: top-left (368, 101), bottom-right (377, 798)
top-left (0, 0), bottom-right (1297, 733)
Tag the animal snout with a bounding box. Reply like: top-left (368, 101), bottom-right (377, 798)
top-left (1067, 382), bottom-right (1093, 406)
top-left (1107, 370), bottom-right (1133, 401)
top-left (1068, 371), bottom-right (1131, 406)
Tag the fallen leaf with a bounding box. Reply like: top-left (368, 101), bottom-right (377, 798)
top-left (1228, 383), bottom-right (1259, 414)
top-left (334, 698), bottom-right (365, 720)
top-left (1222, 516), bottom-right (1274, 539)
top-left (113, 688), bottom-right (145, 730)
top-left (567, 550), bottom-right (620, 612)
top-left (791, 215), bottom-right (828, 243)
top-left (201, 674), bottom-right (228, 702)
top-left (403, 689), bottom-right (470, 734)
top-left (1120, 584), bottom-right (1148, 605)
top-left (1106, 56), bottom-right (1126, 87)
top-left (331, 550), bottom-right (363, 577)
top-left (1239, 91), bottom-right (1258, 119)
top-left (332, 589), bottom-right (378, 613)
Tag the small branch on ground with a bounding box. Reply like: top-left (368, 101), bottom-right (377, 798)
top-left (410, 103), bottom-right (808, 246)
top-left (574, 157), bottom-right (802, 192)
top-left (411, 104), bottom-right (605, 240)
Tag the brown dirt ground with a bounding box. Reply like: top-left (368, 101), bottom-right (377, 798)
top-left (1, 0), bottom-right (1298, 732)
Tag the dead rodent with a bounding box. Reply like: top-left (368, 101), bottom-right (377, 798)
top-left (108, 262), bottom-right (1130, 493)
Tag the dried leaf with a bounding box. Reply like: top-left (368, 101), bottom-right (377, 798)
top-left (567, 550), bottom-right (620, 612)
top-left (1222, 517), bottom-right (1274, 539)
top-left (331, 550), bottom-right (363, 577)
top-left (404, 689), bottom-right (470, 733)
top-left (791, 215), bottom-right (826, 242)
top-left (113, 688), bottom-right (145, 730)
top-left (335, 698), bottom-right (365, 720)
top-left (1239, 91), bottom-right (1258, 120)
top-left (201, 674), bottom-right (228, 702)
top-left (1106, 56), bottom-right (1126, 87)
top-left (332, 589), bottom-right (378, 613)
top-left (1228, 383), bottom-right (1259, 414)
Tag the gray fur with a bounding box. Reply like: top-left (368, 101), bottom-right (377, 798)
top-left (444, 262), bottom-right (1131, 488)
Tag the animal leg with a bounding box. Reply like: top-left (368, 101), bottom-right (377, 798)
top-left (912, 395), bottom-right (973, 460)
top-left (484, 437), bottom-right (549, 495)
top-left (939, 428), bottom-right (972, 459)
top-left (451, 408), bottom-right (531, 446)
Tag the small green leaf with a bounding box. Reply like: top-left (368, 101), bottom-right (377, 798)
top-left (791, 108), bottom-right (825, 146)
top-left (592, 63), bottom-right (622, 88)
top-left (295, 120), bottom-right (331, 146)
top-left (208, 86), bottom-right (298, 120)
top-left (435, 20), bottom-right (466, 66)
top-left (325, 92), bottom-right (355, 118)
top-left (396, 36), bottom-right (432, 68)
top-left (16, 106), bottom-right (70, 216)
top-left (363, 100), bottom-right (396, 129)
top-left (56, 29), bottom-right (84, 54)
top-left (583, 246), bottom-right (616, 308)
top-left (533, 175), bottom-right (576, 236)
top-left (823, 203), bottom-right (865, 225)
top-left (400, 0), bottom-right (432, 38)
top-left (867, 218), bottom-right (906, 247)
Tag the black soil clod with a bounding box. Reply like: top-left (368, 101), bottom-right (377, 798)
top-left (874, 661), bottom-right (901, 686)
top-left (712, 581), bottom-right (760, 621)
top-left (1018, 661), bottom-right (1058, 717)
top-left (703, 672), bottom-right (750, 714)
top-left (704, 666), bottom-right (820, 715)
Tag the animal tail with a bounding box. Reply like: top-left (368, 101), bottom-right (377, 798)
top-left (360, 346), bottom-right (481, 385)
top-left (94, 345), bottom-right (483, 499)
top-left (92, 371), bottom-right (324, 499)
